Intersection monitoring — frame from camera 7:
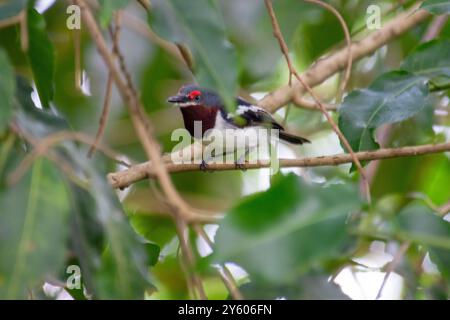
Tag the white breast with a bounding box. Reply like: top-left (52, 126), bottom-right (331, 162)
top-left (201, 113), bottom-right (262, 155)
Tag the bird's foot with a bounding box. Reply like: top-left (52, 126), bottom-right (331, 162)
top-left (200, 160), bottom-right (214, 173)
top-left (234, 161), bottom-right (247, 172)
top-left (235, 153), bottom-right (248, 171)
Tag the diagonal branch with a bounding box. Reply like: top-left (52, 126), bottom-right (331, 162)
top-left (264, 0), bottom-right (371, 202)
top-left (74, 0), bottom-right (207, 299)
top-left (88, 13), bottom-right (123, 158)
top-left (422, 14), bottom-right (448, 42)
top-left (376, 241), bottom-right (411, 300)
top-left (8, 130), bottom-right (131, 186)
top-left (0, 14), bottom-right (21, 29)
top-left (304, 0), bottom-right (352, 102)
top-left (193, 224), bottom-right (244, 300)
top-left (259, 4), bottom-right (430, 113)
top-left (74, 0), bottom-right (202, 222)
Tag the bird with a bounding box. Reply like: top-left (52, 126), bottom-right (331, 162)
top-left (167, 84), bottom-right (310, 170)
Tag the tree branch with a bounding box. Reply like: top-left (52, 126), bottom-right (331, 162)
top-left (193, 224), bottom-right (244, 300)
top-left (304, 0), bottom-right (352, 102)
top-left (19, 10), bottom-right (28, 52)
top-left (259, 5), bottom-right (430, 113)
top-left (121, 11), bottom-right (185, 65)
top-left (422, 14), bottom-right (448, 42)
top-left (264, 0), bottom-right (371, 202)
top-left (74, 0), bottom-right (202, 221)
top-left (438, 199), bottom-right (450, 216)
top-left (376, 241), bottom-right (411, 300)
top-left (88, 13), bottom-right (122, 158)
top-left (0, 14), bottom-right (21, 29)
top-left (8, 129), bottom-right (131, 186)
top-left (108, 142), bottom-right (450, 189)
top-left (75, 0), bottom-right (208, 298)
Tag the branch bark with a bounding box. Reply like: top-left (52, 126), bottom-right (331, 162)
top-left (75, 0), bottom-right (207, 299)
top-left (422, 14), bottom-right (449, 42)
top-left (108, 142), bottom-right (450, 189)
top-left (304, 0), bottom-right (352, 102)
top-left (74, 0), bottom-right (200, 221)
top-left (259, 5), bottom-right (430, 113)
top-left (264, 0), bottom-right (371, 202)
top-left (88, 13), bottom-right (122, 158)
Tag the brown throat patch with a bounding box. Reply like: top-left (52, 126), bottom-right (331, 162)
top-left (179, 105), bottom-right (220, 138)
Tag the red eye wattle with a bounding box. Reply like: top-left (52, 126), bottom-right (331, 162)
top-left (188, 90), bottom-right (201, 100)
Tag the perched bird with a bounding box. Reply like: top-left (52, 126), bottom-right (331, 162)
top-left (167, 84), bottom-right (310, 170)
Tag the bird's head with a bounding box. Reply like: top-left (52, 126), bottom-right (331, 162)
top-left (167, 85), bottom-right (223, 109)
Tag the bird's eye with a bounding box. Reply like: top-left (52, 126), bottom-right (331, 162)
top-left (188, 90), bottom-right (201, 101)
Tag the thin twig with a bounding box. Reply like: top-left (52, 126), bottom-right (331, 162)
top-left (88, 13), bottom-right (123, 157)
top-left (259, 5), bottom-right (430, 113)
top-left (74, 28), bottom-right (82, 90)
top-left (327, 0), bottom-right (414, 56)
top-left (88, 73), bottom-right (114, 157)
top-left (292, 95), bottom-right (337, 111)
top-left (264, 0), bottom-right (371, 203)
top-left (193, 225), bottom-right (244, 300)
top-left (19, 10), bottom-right (28, 52)
top-left (136, 0), bottom-right (151, 11)
top-left (9, 124), bottom-right (91, 190)
top-left (74, 0), bottom-right (202, 222)
top-left (0, 14), bottom-right (21, 29)
top-left (422, 14), bottom-right (448, 42)
top-left (175, 220), bottom-right (207, 300)
top-left (8, 130), bottom-right (132, 186)
top-left (108, 142), bottom-right (450, 190)
top-left (376, 241), bottom-right (410, 300)
top-left (304, 0), bottom-right (352, 102)
top-left (177, 244), bottom-right (199, 300)
top-left (438, 199), bottom-right (450, 216)
top-left (121, 12), bottom-right (185, 64)
top-left (266, 2), bottom-right (294, 86)
top-left (75, 0), bottom-right (209, 299)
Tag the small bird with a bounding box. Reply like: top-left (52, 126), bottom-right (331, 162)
top-left (167, 85), bottom-right (310, 170)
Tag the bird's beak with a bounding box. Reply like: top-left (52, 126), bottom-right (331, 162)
top-left (167, 95), bottom-right (186, 104)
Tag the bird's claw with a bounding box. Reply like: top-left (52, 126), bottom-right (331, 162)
top-left (200, 160), bottom-right (214, 173)
top-left (235, 162), bottom-right (247, 171)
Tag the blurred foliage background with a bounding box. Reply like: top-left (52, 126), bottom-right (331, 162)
top-left (0, 0), bottom-right (449, 300)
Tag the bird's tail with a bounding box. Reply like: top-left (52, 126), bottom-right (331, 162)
top-left (279, 131), bottom-right (311, 145)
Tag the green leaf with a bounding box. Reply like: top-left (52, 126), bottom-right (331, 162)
top-left (130, 214), bottom-right (176, 248)
top-left (0, 0), bottom-right (28, 20)
top-left (27, 8), bottom-right (55, 109)
top-left (13, 79), bottom-right (153, 299)
top-left (213, 174), bottom-right (360, 283)
top-left (394, 203), bottom-right (450, 283)
top-left (98, 0), bottom-right (129, 28)
top-left (421, 0), bottom-right (450, 14)
top-left (0, 159), bottom-right (70, 299)
top-left (59, 149), bottom-right (153, 299)
top-left (0, 50), bottom-right (15, 134)
top-left (149, 0), bottom-right (238, 110)
top-left (401, 39), bottom-right (450, 80)
top-left (339, 71), bottom-right (429, 153)
top-left (15, 77), bottom-right (67, 136)
top-left (145, 243), bottom-right (161, 267)
top-left (395, 204), bottom-right (450, 250)
top-left (372, 154), bottom-right (450, 205)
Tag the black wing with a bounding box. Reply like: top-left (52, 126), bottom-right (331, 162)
top-left (227, 97), bottom-right (310, 145)
top-left (228, 97), bottom-right (284, 130)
